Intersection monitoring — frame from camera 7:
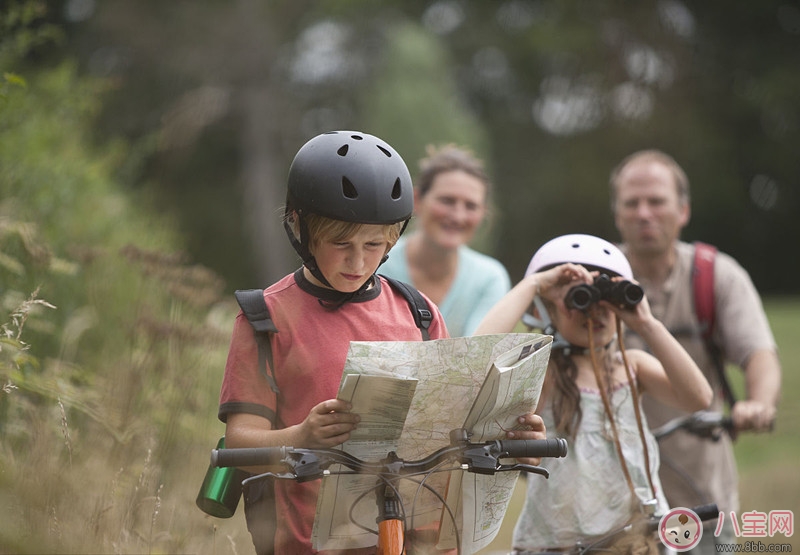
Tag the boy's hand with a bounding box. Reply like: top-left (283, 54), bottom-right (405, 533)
top-left (505, 412), bottom-right (547, 466)
top-left (297, 399), bottom-right (360, 448)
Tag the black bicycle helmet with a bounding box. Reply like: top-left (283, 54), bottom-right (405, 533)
top-left (286, 130), bottom-right (413, 224)
top-left (284, 131), bottom-right (413, 292)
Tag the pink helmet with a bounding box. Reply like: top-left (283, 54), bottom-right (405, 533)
top-left (525, 233), bottom-right (633, 280)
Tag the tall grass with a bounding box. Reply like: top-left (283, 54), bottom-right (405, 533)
top-left (0, 246), bottom-right (252, 554)
top-left (0, 62), bottom-right (252, 553)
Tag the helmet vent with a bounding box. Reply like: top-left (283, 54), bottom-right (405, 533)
top-left (377, 145), bottom-right (392, 158)
top-left (337, 145), bottom-right (349, 156)
top-left (391, 178), bottom-right (402, 200)
top-left (571, 243), bottom-right (580, 249)
top-left (342, 177), bottom-right (358, 199)
top-left (603, 248), bottom-right (611, 255)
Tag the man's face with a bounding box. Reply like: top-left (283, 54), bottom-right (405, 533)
top-left (613, 159), bottom-right (689, 257)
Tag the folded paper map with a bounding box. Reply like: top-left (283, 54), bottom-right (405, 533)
top-left (312, 333), bottom-right (553, 554)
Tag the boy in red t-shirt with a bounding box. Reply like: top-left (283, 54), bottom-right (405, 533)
top-left (218, 131), bottom-right (546, 554)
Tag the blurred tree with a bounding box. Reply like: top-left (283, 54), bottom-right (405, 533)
top-left (421, 0), bottom-right (799, 290)
top-left (61, 0), bottom-right (490, 286)
top-left (43, 0), bottom-right (800, 292)
top-left (360, 20), bottom-right (495, 250)
top-left (64, 0), bottom-right (318, 286)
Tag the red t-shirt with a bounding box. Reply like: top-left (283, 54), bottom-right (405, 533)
top-left (219, 270), bottom-right (448, 553)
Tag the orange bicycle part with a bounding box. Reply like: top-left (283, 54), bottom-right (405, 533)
top-left (377, 519), bottom-right (405, 555)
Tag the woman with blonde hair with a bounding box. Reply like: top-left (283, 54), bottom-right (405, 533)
top-left (380, 144), bottom-right (510, 336)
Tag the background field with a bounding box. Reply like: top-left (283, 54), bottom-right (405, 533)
top-left (478, 296), bottom-right (800, 554)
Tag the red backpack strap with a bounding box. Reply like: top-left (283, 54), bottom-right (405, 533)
top-left (692, 242), bottom-right (737, 411)
top-left (693, 241), bottom-right (717, 342)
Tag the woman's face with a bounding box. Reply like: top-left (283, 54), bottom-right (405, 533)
top-left (415, 170), bottom-right (487, 250)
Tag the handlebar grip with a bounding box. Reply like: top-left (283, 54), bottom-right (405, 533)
top-left (497, 438), bottom-right (568, 459)
top-left (211, 446), bottom-right (292, 468)
top-left (692, 503), bottom-right (720, 523)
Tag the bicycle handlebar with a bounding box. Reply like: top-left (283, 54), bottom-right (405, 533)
top-left (496, 438), bottom-right (568, 459)
top-left (211, 435), bottom-right (568, 481)
top-left (211, 445), bottom-right (291, 468)
top-left (691, 503), bottom-right (722, 524)
top-left (651, 410), bottom-right (733, 441)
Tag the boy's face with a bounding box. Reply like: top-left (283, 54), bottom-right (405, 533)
top-left (307, 224), bottom-right (391, 292)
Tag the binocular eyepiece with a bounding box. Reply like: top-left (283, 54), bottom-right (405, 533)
top-left (564, 274), bottom-right (643, 311)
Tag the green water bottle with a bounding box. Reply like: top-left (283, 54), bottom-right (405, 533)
top-left (196, 436), bottom-right (248, 518)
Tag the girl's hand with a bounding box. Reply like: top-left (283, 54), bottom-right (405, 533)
top-left (536, 263), bottom-right (593, 302)
top-left (599, 276), bottom-right (655, 333)
top-left (505, 412), bottom-right (548, 466)
top-left (295, 399), bottom-right (360, 449)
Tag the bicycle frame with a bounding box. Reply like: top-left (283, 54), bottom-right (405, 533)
top-left (513, 503), bottom-right (719, 555)
top-left (211, 428), bottom-right (568, 555)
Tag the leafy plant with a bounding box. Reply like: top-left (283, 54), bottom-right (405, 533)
top-left (0, 51), bottom-right (247, 555)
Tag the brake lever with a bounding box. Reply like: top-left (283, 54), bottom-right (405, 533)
top-left (242, 470), bottom-right (298, 487)
top-left (498, 463), bottom-right (550, 478)
top-left (238, 450), bottom-right (328, 484)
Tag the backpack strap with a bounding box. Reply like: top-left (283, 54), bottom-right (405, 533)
top-left (234, 278), bottom-right (432, 397)
top-left (693, 242), bottom-right (717, 343)
top-left (692, 242), bottom-right (736, 410)
top-left (234, 289), bottom-right (280, 395)
top-left (381, 275), bottom-right (432, 341)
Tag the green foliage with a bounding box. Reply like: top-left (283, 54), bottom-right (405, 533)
top-left (362, 21), bottom-right (488, 163)
top-left (0, 63), bottom-right (248, 553)
top-left (0, 0), bottom-right (65, 65)
top-left (362, 20), bottom-right (498, 251)
top-left (0, 288), bottom-right (55, 378)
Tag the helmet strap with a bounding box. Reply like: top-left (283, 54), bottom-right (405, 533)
top-left (284, 210), bottom-right (381, 306)
top-left (283, 210), bottom-right (335, 289)
top-left (284, 209), bottom-right (410, 306)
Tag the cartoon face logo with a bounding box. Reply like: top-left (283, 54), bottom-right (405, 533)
top-left (659, 507), bottom-right (703, 552)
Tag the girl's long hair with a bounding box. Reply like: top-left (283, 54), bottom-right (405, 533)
top-left (548, 349), bottom-right (582, 439)
top-left (548, 345), bottom-right (615, 440)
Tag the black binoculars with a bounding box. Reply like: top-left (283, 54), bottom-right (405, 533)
top-left (564, 274), bottom-right (644, 311)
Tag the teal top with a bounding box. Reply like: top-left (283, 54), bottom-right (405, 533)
top-left (379, 237), bottom-right (511, 337)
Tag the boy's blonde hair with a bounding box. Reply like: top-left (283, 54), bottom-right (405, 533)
top-left (287, 212), bottom-right (404, 255)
